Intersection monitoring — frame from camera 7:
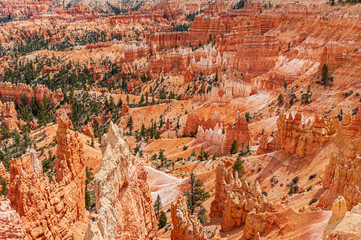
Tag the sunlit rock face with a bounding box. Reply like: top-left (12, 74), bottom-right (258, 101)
top-left (85, 122), bottom-right (157, 240)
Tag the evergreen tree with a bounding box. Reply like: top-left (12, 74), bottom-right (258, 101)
top-left (198, 206), bottom-right (207, 224)
top-left (184, 172), bottom-right (210, 214)
top-left (127, 116), bottom-right (134, 133)
top-left (232, 156), bottom-right (245, 177)
top-left (245, 112), bottom-right (251, 123)
top-left (0, 175), bottom-right (8, 198)
top-left (85, 191), bottom-right (91, 210)
top-left (158, 149), bottom-right (167, 167)
top-left (93, 119), bottom-right (100, 137)
top-left (230, 139), bottom-right (238, 155)
top-left (322, 64), bottom-right (329, 83)
top-left (158, 210), bottom-right (167, 228)
top-left (153, 194), bottom-right (162, 216)
top-left (86, 167), bottom-right (94, 191)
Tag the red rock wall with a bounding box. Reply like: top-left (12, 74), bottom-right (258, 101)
top-left (0, 82), bottom-right (63, 106)
top-left (322, 109), bottom-right (361, 210)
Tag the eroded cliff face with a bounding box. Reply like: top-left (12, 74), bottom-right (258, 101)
top-left (0, 82), bottom-right (63, 106)
top-left (85, 122), bottom-right (156, 240)
top-left (0, 101), bottom-right (19, 131)
top-left (0, 200), bottom-right (23, 240)
top-left (221, 178), bottom-right (272, 232)
top-left (193, 110), bottom-right (252, 156)
top-left (209, 163), bottom-right (272, 236)
top-left (171, 196), bottom-right (207, 240)
top-left (7, 110), bottom-right (87, 239)
top-left (276, 112), bottom-right (339, 158)
top-left (322, 109), bottom-right (361, 210)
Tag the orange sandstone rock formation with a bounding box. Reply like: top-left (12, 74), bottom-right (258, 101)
top-left (210, 163), bottom-right (272, 234)
top-left (0, 82), bottom-right (63, 106)
top-left (171, 196), bottom-right (207, 240)
top-left (192, 110), bottom-right (251, 156)
top-left (221, 111), bottom-right (252, 155)
top-left (81, 123), bottom-right (94, 137)
top-left (323, 196), bottom-right (361, 240)
top-left (0, 200), bottom-right (23, 240)
top-left (256, 133), bottom-right (278, 155)
top-left (221, 177), bottom-right (272, 232)
top-left (0, 101), bottom-right (17, 119)
top-left (0, 162), bottom-right (9, 184)
top-left (7, 110), bottom-right (86, 239)
top-left (276, 112), bottom-right (338, 158)
top-left (322, 109), bottom-right (361, 210)
top-left (210, 162), bottom-right (232, 218)
top-left (85, 122), bottom-right (156, 239)
top-left (0, 101), bottom-right (19, 131)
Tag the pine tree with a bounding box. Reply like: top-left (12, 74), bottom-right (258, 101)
top-left (0, 176), bottom-right (8, 198)
top-left (153, 195), bottom-right (162, 216)
top-left (158, 210), bottom-right (167, 228)
top-left (198, 206), bottom-right (207, 224)
top-left (127, 116), bottom-right (133, 133)
top-left (322, 64), bottom-right (329, 83)
top-left (230, 139), bottom-right (238, 154)
top-left (184, 172), bottom-right (210, 214)
top-left (85, 191), bottom-right (91, 210)
top-left (85, 167), bottom-right (94, 191)
top-left (232, 156), bottom-right (245, 177)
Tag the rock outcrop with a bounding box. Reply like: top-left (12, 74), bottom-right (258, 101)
top-left (221, 111), bottom-right (252, 155)
top-left (185, 104), bottom-right (223, 137)
top-left (210, 163), bottom-right (272, 233)
top-left (0, 200), bottom-right (23, 239)
top-left (85, 122), bottom-right (157, 239)
top-left (0, 82), bottom-right (63, 106)
top-left (322, 109), bottom-right (361, 210)
top-left (323, 196), bottom-right (361, 240)
top-left (196, 123), bottom-right (225, 155)
top-left (328, 196), bottom-right (347, 225)
top-left (7, 110), bottom-right (87, 239)
top-left (81, 123), bottom-right (94, 137)
top-left (256, 133), bottom-right (279, 155)
top-left (171, 196), bottom-right (207, 240)
top-left (210, 162), bottom-right (232, 218)
top-left (221, 178), bottom-right (272, 232)
top-left (193, 110), bottom-right (252, 156)
top-left (0, 101), bottom-right (19, 131)
top-left (276, 112), bottom-right (338, 158)
top-left (0, 101), bottom-right (17, 119)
